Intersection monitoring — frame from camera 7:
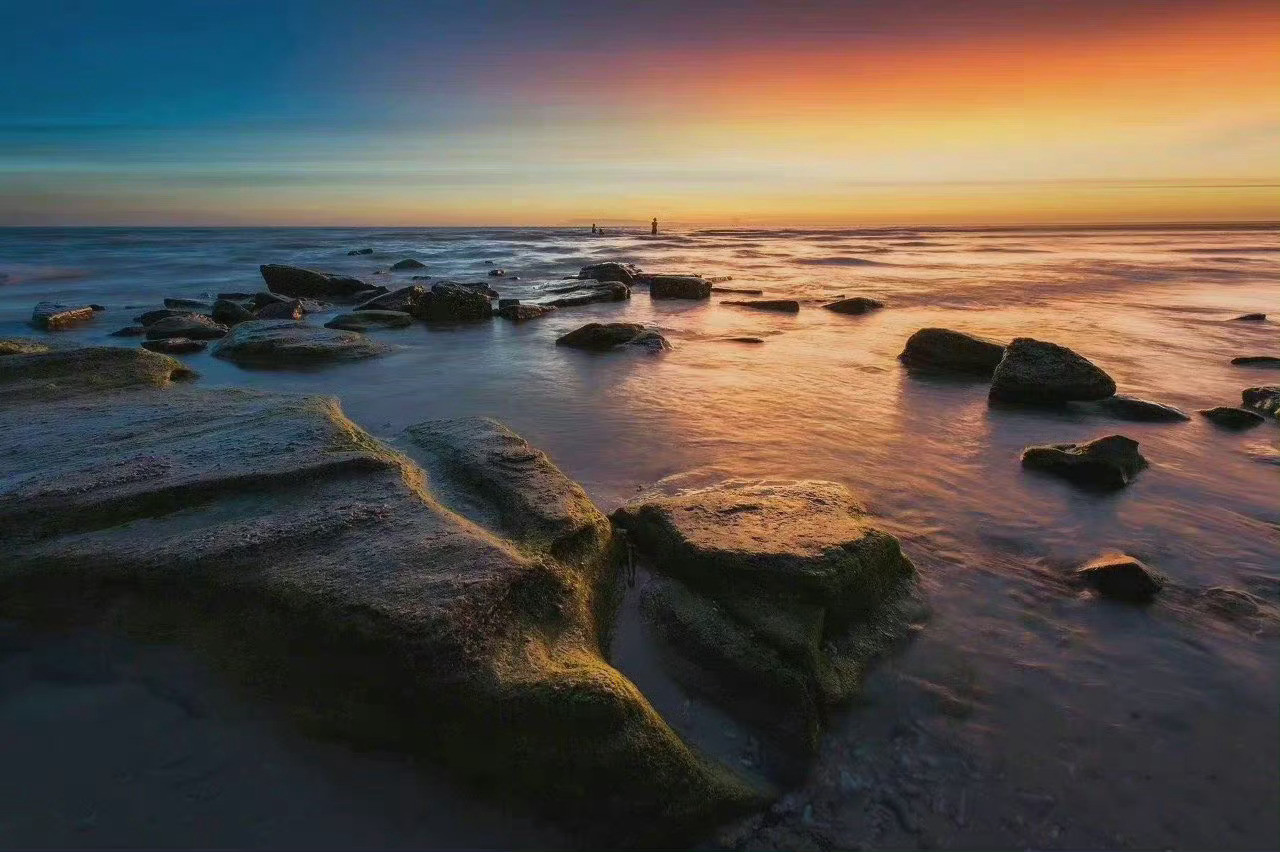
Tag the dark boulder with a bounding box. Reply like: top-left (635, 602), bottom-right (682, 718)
top-left (141, 337), bottom-right (208, 355)
top-left (109, 325), bottom-right (147, 338)
top-left (217, 291), bottom-right (256, 301)
top-left (89, 303), bottom-right (106, 312)
top-left (31, 302), bottom-right (95, 331)
top-left (722, 336), bottom-right (765, 344)
top-left (144, 315), bottom-right (229, 341)
top-left (390, 258), bottom-right (426, 270)
top-left (1094, 395), bottom-right (1190, 422)
top-left (650, 275), bottom-right (711, 300)
top-left (579, 262), bottom-right (640, 285)
top-left (711, 286), bottom-right (764, 295)
top-left (324, 311), bottom-right (414, 331)
top-left (256, 299), bottom-right (305, 321)
top-left (488, 268), bottom-right (506, 277)
top-left (1242, 386), bottom-right (1280, 418)
top-left (1231, 356), bottom-right (1280, 366)
top-left (629, 330), bottom-right (673, 351)
top-left (898, 328), bottom-right (1006, 376)
top-left (135, 308), bottom-right (202, 326)
top-left (1076, 555), bottom-right (1164, 603)
top-left (163, 297), bottom-right (210, 310)
top-left (259, 264), bottom-right (370, 301)
top-left (498, 298), bottom-right (519, 309)
top-left (420, 282), bottom-right (492, 322)
top-left (547, 280), bottom-right (630, 307)
top-left (1230, 313), bottom-right (1266, 321)
top-left (497, 304), bottom-right (556, 322)
top-left (722, 300), bottom-right (799, 313)
top-left (1021, 434), bottom-right (1146, 490)
top-left (211, 299), bottom-right (256, 326)
top-left (990, 338), bottom-right (1116, 403)
top-left (823, 297), bottom-right (884, 315)
top-left (251, 291), bottom-right (291, 309)
top-left (556, 322), bottom-right (667, 351)
top-left (211, 320), bottom-right (389, 365)
top-left (1199, 406), bottom-right (1266, 429)
top-left (354, 285), bottom-right (429, 317)
top-left (347, 247), bottom-right (374, 255)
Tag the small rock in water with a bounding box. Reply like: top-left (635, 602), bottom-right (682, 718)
top-left (109, 325), bottom-right (146, 337)
top-left (256, 299), bottom-right (305, 321)
top-left (89, 303), bottom-right (106, 312)
top-left (578, 262), bottom-right (640, 285)
top-left (1230, 313), bottom-right (1266, 321)
top-left (1231, 356), bottom-right (1280, 366)
top-left (1199, 406), bottom-right (1266, 429)
top-left (211, 299), bottom-right (256, 326)
top-left (722, 299), bottom-right (800, 313)
top-left (355, 285), bottom-right (429, 316)
top-left (211, 319), bottom-right (389, 365)
top-left (217, 291), bottom-right (255, 301)
top-left (1021, 434), bottom-right (1147, 490)
top-left (1200, 586), bottom-right (1264, 619)
top-left (141, 337), bottom-right (207, 355)
top-left (556, 322), bottom-right (668, 351)
top-left (135, 308), bottom-right (201, 326)
top-left (722, 336), bottom-right (765, 344)
top-left (163, 297), bottom-right (210, 309)
top-left (712, 286), bottom-right (763, 295)
top-left (497, 303), bottom-right (556, 322)
top-left (1076, 554), bottom-right (1164, 602)
top-left (823, 296), bottom-right (884, 315)
top-left (899, 328), bottom-right (1006, 376)
top-left (32, 302), bottom-right (95, 331)
top-left (421, 282), bottom-right (493, 321)
top-left (649, 275), bottom-right (711, 300)
top-left (259, 264), bottom-right (370, 301)
top-left (347, 247), bottom-right (374, 255)
top-left (547, 280), bottom-right (630, 307)
top-left (144, 315), bottom-right (229, 341)
top-left (324, 310), bottom-right (414, 331)
top-left (390, 258), bottom-right (426, 270)
top-left (498, 298), bottom-right (520, 309)
top-left (488, 268), bottom-right (506, 277)
top-left (1242, 386), bottom-right (1280, 418)
top-left (1094, 395), bottom-right (1190, 422)
top-left (990, 338), bottom-right (1116, 403)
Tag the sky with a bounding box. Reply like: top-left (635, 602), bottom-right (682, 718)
top-left (1, 0), bottom-right (1277, 226)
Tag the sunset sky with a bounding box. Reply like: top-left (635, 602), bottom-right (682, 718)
top-left (2, 0), bottom-right (1277, 226)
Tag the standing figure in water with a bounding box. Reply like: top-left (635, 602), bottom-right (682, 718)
top-left (651, 217), bottom-right (658, 236)
top-left (591, 223), bottom-right (597, 235)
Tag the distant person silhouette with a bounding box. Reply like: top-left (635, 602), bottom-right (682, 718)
top-left (591, 223), bottom-right (597, 234)
top-left (651, 217), bottom-right (658, 236)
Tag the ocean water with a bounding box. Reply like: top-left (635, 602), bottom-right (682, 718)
top-left (1, 224), bottom-right (1277, 847)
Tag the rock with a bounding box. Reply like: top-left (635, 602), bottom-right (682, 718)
top-left (0, 348), bottom-right (757, 841)
top-left (1231, 356), bottom-right (1280, 366)
top-left (135, 308), bottom-right (202, 326)
top-left (1076, 555), bottom-right (1164, 602)
top-left (898, 328), bottom-right (1006, 376)
top-left (210, 320), bottom-right (389, 365)
top-left (547, 280), bottom-right (630, 307)
top-left (144, 315), bottom-right (229, 341)
top-left (420, 282), bottom-right (492, 322)
top-left (723, 337), bottom-right (765, 344)
top-left (256, 299), bottom-right (305, 320)
top-left (108, 325), bottom-right (146, 337)
top-left (354, 285), bottom-right (429, 317)
top-left (31, 302), bottom-right (95, 331)
top-left (211, 299), bottom-right (256, 326)
top-left (1200, 587), bottom-right (1264, 619)
top-left (217, 291), bottom-right (256, 301)
top-left (629, 330), bottom-right (673, 351)
top-left (579, 262), bottom-right (640, 285)
top-left (1199, 406), bottom-right (1265, 429)
top-left (0, 345), bottom-right (194, 400)
top-left (347, 247), bottom-right (374, 255)
top-left (497, 304), bottom-right (556, 322)
top-left (1242, 386), bottom-right (1280, 418)
top-left (488, 268), bottom-right (506, 277)
top-left (650, 275), bottom-right (712, 300)
top-left (823, 297), bottom-right (884, 315)
top-left (556, 323), bottom-right (667, 351)
top-left (163, 297), bottom-right (210, 309)
top-left (1230, 313), bottom-right (1266, 321)
top-left (251, 291), bottom-right (291, 309)
top-left (989, 338), bottom-right (1116, 403)
top-left (259, 264), bottom-right (371, 301)
top-left (449, 280), bottom-right (500, 299)
top-left (612, 479), bottom-right (918, 758)
top-left (410, 275), bottom-right (431, 281)
top-left (498, 298), bottom-right (520, 309)
top-left (0, 339), bottom-right (54, 357)
top-left (324, 311), bottom-right (414, 331)
top-left (1094, 395), bottom-right (1190, 422)
top-left (722, 300), bottom-right (800, 313)
top-left (711, 287), bottom-right (764, 295)
top-left (390, 258), bottom-right (426, 270)
top-left (141, 337), bottom-right (208, 355)
top-left (89, 304), bottom-right (106, 312)
top-left (1021, 434), bottom-right (1147, 490)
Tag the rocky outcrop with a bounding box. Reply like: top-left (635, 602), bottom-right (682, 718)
top-left (135, 308), bottom-right (202, 326)
top-left (1021, 434), bottom-right (1147, 490)
top-left (211, 299), bottom-right (256, 326)
top-left (354, 285), bottom-right (429, 317)
top-left (547, 280), bottom-right (630, 307)
top-left (323, 311), bottom-right (414, 331)
top-left (420, 281), bottom-right (492, 321)
top-left (142, 337), bottom-right (207, 354)
top-left (650, 276), bottom-right (712, 300)
top-left (990, 338), bottom-right (1116, 403)
top-left (1231, 356), bottom-right (1280, 366)
top-left (144, 315), bottom-right (229, 341)
top-left (612, 480), bottom-right (919, 761)
top-left (722, 300), bottom-right (799, 313)
top-left (823, 297), bottom-right (884, 315)
top-left (210, 320), bottom-right (389, 365)
top-left (497, 303), bottom-right (556, 322)
top-left (1094, 395), bottom-right (1190, 422)
top-left (0, 344), bottom-right (195, 399)
top-left (1075, 555), bottom-right (1164, 602)
top-left (0, 348), bottom-right (757, 843)
top-left (898, 328), bottom-right (1005, 376)
top-left (579, 262), bottom-right (640, 285)
top-left (259, 264), bottom-right (370, 301)
top-left (256, 299), bottom-right (305, 320)
top-left (31, 302), bottom-right (95, 331)
top-left (1199, 406), bottom-right (1266, 429)
top-left (556, 323), bottom-right (670, 351)
top-left (1242, 386), bottom-right (1280, 418)
top-left (390, 258), bottom-right (426, 270)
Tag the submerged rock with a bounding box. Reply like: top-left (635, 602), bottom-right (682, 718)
top-left (259, 264), bottom-right (370, 301)
top-left (650, 275), bottom-right (712, 300)
top-left (1230, 313), bottom-right (1266, 321)
top-left (722, 299), bottom-right (800, 313)
top-left (324, 310), bottom-right (414, 331)
top-left (31, 302), bottom-right (95, 331)
top-left (556, 322), bottom-right (668, 351)
top-left (497, 303), bottom-right (556, 322)
top-left (1094, 395), bottom-right (1190, 422)
top-left (712, 287), bottom-right (764, 296)
top-left (579, 262), bottom-right (640, 285)
top-left (144, 315), bottom-right (229, 341)
top-left (135, 308), bottom-right (202, 326)
top-left (211, 319), bottom-right (389, 365)
top-left (211, 299), bottom-right (256, 326)
top-left (109, 325), bottom-right (147, 337)
top-left (390, 258), bottom-right (426, 270)
top-left (547, 280), bottom-right (630, 307)
top-left (1076, 555), bottom-right (1164, 603)
top-left (256, 299), bottom-right (305, 320)
top-left (898, 328), bottom-right (1005, 376)
top-left (823, 297), bottom-right (884, 315)
top-left (990, 338), bottom-right (1116, 403)
top-left (163, 297), bottom-right (210, 310)
top-left (612, 480), bottom-right (919, 759)
top-left (353, 284), bottom-right (429, 317)
top-left (722, 336), bottom-right (765, 344)
top-left (347, 247), bottom-right (374, 255)
top-left (217, 291), bottom-right (256, 301)
top-left (1231, 356), bottom-right (1280, 366)
top-left (1199, 406), bottom-right (1266, 429)
top-left (142, 337), bottom-right (207, 354)
top-left (1200, 586), bottom-right (1265, 620)
top-left (1021, 434), bottom-right (1147, 490)
top-left (1242, 386), bottom-right (1280, 418)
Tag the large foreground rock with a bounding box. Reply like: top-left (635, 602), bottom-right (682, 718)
top-left (259, 264), bottom-right (371, 301)
top-left (1021, 434), bottom-right (1147, 490)
top-left (579, 262), bottom-right (640, 285)
top-left (990, 338), bottom-right (1116, 403)
top-left (0, 347), bottom-right (758, 844)
top-left (650, 276), bottom-right (712, 300)
top-left (898, 328), bottom-right (1005, 376)
top-left (612, 480), bottom-right (919, 762)
top-left (211, 320), bottom-right (389, 365)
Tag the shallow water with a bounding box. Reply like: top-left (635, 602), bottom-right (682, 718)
top-left (1, 224), bottom-right (1277, 848)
